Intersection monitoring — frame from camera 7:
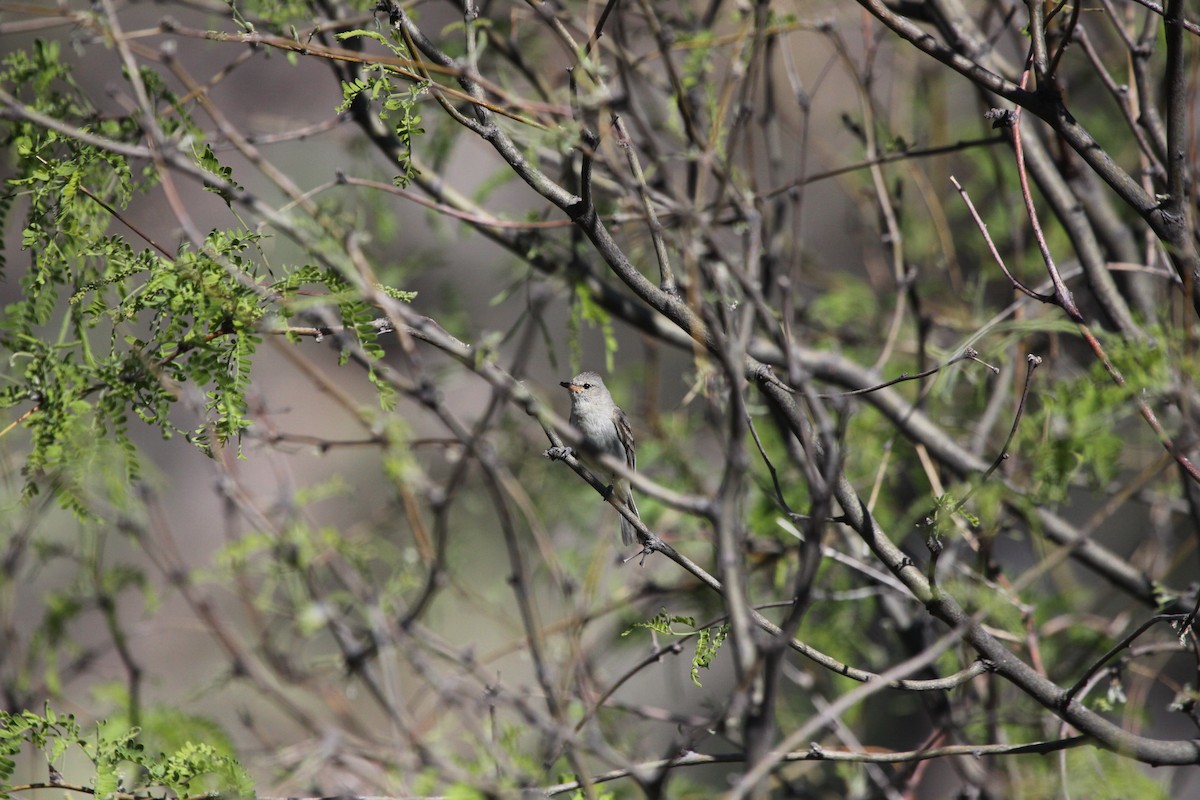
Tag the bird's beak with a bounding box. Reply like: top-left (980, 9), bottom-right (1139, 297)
top-left (560, 381), bottom-right (581, 392)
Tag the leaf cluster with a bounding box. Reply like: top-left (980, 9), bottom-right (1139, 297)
top-left (623, 608), bottom-right (730, 687)
top-left (0, 706), bottom-right (254, 800)
top-left (335, 29), bottom-right (427, 188)
top-left (0, 40), bottom-right (410, 507)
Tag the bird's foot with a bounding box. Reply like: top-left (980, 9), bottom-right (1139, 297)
top-left (622, 540), bottom-right (654, 567)
top-left (545, 446), bottom-right (574, 461)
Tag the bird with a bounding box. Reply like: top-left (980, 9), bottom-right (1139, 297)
top-left (559, 371), bottom-right (641, 545)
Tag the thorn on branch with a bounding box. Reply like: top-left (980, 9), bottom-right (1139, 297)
top-left (963, 346), bottom-right (1000, 374)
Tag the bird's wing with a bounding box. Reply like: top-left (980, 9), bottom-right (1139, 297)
top-left (615, 406), bottom-right (636, 470)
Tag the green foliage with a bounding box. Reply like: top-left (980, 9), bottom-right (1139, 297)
top-left (195, 144), bottom-right (242, 199)
top-left (204, 498), bottom-right (427, 676)
top-left (443, 785), bottom-right (487, 800)
top-left (560, 786), bottom-right (616, 800)
top-left (3, 511), bottom-right (160, 704)
top-left (567, 283), bottom-right (618, 374)
top-left (230, 0), bottom-right (314, 31)
top-left (1008, 748), bottom-right (1169, 799)
top-left (1025, 329), bottom-right (1171, 501)
top-left (92, 685), bottom-right (239, 760)
top-left (807, 274), bottom-right (879, 345)
top-left (1031, 379), bottom-right (1124, 501)
top-left (335, 29), bottom-right (426, 188)
top-left (690, 623), bottom-right (729, 687)
top-left (0, 706), bottom-right (254, 800)
top-left (622, 608), bottom-right (730, 687)
top-left (924, 492), bottom-right (980, 545)
top-left (675, 30), bottom-right (718, 102)
top-left (471, 163), bottom-right (524, 207)
top-left (0, 38), bottom-right (414, 507)
top-left (270, 264), bottom-right (402, 410)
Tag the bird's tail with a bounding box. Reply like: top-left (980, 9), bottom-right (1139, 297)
top-left (618, 481), bottom-right (640, 546)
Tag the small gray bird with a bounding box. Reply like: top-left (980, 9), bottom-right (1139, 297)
top-left (560, 371), bottom-right (641, 545)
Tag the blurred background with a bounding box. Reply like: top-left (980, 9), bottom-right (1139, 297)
top-left (2, 1), bottom-right (1198, 797)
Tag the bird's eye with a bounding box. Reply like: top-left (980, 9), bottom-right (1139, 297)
top-left (583, 383), bottom-right (591, 389)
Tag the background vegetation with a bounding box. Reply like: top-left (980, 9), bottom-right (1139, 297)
top-left (2, 0), bottom-right (1199, 797)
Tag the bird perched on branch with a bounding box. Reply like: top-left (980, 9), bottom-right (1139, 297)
top-left (559, 371), bottom-right (641, 545)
